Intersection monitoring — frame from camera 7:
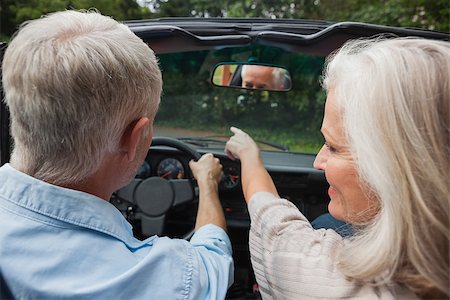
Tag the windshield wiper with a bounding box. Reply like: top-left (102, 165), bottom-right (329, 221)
top-left (178, 137), bottom-right (227, 148)
top-left (254, 139), bottom-right (289, 152)
top-left (179, 136), bottom-right (289, 151)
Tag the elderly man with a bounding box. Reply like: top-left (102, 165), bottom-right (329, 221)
top-left (0, 10), bottom-right (233, 299)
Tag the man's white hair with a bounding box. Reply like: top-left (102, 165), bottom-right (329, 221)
top-left (323, 37), bottom-right (449, 297)
top-left (2, 10), bottom-right (162, 185)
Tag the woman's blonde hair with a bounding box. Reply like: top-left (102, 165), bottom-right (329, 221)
top-left (323, 37), bottom-right (449, 297)
top-left (2, 10), bottom-right (162, 185)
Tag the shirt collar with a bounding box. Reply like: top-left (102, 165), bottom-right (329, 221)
top-left (0, 163), bottom-right (150, 248)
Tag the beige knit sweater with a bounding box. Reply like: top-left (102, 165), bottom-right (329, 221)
top-left (248, 192), bottom-right (416, 299)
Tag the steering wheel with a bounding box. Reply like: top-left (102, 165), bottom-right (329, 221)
top-left (113, 137), bottom-right (201, 238)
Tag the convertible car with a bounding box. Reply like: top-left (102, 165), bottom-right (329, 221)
top-left (0, 18), bottom-right (447, 299)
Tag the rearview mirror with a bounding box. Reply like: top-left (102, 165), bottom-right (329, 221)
top-left (211, 63), bottom-right (292, 92)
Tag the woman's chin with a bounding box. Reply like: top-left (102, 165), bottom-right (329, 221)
top-left (328, 199), bottom-right (346, 222)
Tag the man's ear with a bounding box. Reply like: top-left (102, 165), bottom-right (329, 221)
top-left (121, 117), bottom-right (150, 162)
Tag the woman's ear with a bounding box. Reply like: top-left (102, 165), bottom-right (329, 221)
top-left (121, 117), bottom-right (150, 162)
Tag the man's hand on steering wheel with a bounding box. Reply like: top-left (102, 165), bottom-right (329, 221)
top-left (189, 153), bottom-right (223, 186)
top-left (190, 153), bottom-right (227, 232)
top-left (113, 137), bottom-right (228, 239)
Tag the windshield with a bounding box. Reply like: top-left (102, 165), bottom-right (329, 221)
top-left (154, 45), bottom-right (325, 154)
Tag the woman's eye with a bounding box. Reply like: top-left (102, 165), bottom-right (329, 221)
top-left (325, 142), bottom-right (337, 153)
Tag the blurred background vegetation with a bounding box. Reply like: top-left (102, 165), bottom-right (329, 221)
top-left (1, 0), bottom-right (449, 40)
top-left (155, 46), bottom-right (327, 153)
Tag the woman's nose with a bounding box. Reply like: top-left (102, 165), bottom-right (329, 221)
top-left (313, 144), bottom-right (327, 170)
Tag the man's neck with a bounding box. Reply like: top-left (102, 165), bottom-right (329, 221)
top-left (62, 179), bottom-right (113, 201)
top-left (61, 156), bottom-right (121, 201)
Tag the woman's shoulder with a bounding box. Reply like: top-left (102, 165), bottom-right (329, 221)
top-left (246, 192), bottom-right (418, 299)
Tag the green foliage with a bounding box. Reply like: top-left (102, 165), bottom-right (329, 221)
top-left (2, 0), bottom-right (447, 40)
top-left (145, 0), bottom-right (449, 33)
top-left (0, 0), bottom-right (152, 39)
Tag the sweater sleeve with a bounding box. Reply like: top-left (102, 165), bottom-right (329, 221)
top-left (247, 192), bottom-right (413, 299)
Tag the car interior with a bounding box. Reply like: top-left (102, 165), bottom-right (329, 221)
top-left (0, 19), bottom-right (448, 299)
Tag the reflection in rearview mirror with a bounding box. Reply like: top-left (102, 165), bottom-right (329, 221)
top-left (212, 63), bottom-right (292, 92)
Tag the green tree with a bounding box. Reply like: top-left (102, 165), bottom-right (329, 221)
top-left (2, 0), bottom-right (448, 41)
top-left (0, 0), bottom-right (152, 40)
top-left (145, 0), bottom-right (449, 32)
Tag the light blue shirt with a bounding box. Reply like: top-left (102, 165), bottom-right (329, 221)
top-left (0, 164), bottom-right (233, 299)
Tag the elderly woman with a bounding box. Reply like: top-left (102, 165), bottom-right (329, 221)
top-left (225, 38), bottom-right (449, 299)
